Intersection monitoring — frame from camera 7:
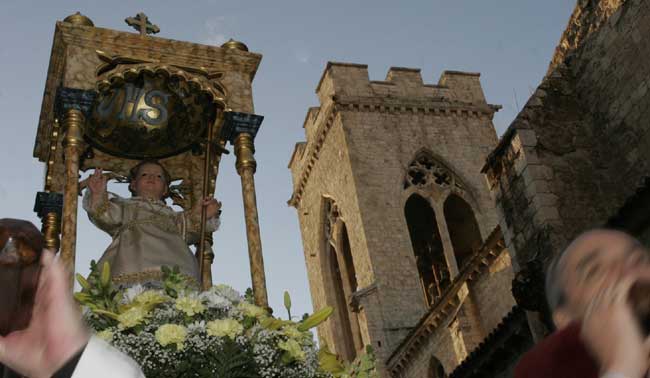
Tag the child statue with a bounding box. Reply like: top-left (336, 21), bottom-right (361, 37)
top-left (83, 160), bottom-right (221, 287)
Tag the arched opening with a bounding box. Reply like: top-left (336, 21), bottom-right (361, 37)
top-left (429, 356), bottom-right (447, 378)
top-left (337, 224), bottom-right (363, 357)
top-left (443, 194), bottom-right (482, 269)
top-left (340, 224), bottom-right (358, 293)
top-left (328, 243), bottom-right (357, 361)
top-left (405, 194), bottom-right (450, 306)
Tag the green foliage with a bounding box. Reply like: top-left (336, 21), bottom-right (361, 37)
top-left (161, 265), bottom-right (188, 298)
top-left (318, 344), bottom-right (345, 375)
top-left (147, 338), bottom-right (260, 378)
top-left (74, 260), bottom-right (371, 378)
top-left (244, 288), bottom-right (254, 303)
top-left (298, 306), bottom-right (334, 332)
top-left (259, 317), bottom-right (286, 331)
top-left (212, 339), bottom-right (261, 378)
top-left (319, 345), bottom-right (379, 378)
top-left (284, 291), bottom-right (292, 320)
top-left (74, 260), bottom-right (120, 328)
top-left (346, 346), bottom-right (378, 378)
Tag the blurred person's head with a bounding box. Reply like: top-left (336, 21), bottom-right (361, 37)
top-left (545, 229), bottom-right (650, 328)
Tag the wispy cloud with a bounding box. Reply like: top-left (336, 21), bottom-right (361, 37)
top-left (202, 16), bottom-right (228, 46)
top-left (294, 49), bottom-right (311, 64)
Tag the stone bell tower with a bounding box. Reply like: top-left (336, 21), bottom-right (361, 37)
top-left (289, 62), bottom-right (517, 376)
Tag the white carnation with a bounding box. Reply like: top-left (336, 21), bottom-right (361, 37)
top-left (199, 291), bottom-right (230, 309)
top-left (122, 284), bottom-right (145, 304)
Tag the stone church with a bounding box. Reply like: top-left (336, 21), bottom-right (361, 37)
top-left (288, 0), bottom-right (650, 377)
top-left (287, 62), bottom-right (519, 377)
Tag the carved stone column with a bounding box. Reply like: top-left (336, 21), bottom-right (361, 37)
top-left (33, 192), bottom-right (64, 252)
top-left (432, 202), bottom-right (460, 278)
top-left (222, 112), bottom-right (268, 308)
top-left (55, 88), bottom-right (96, 279)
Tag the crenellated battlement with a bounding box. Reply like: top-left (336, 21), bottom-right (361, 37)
top-left (301, 62), bottom-right (499, 146)
top-left (315, 62), bottom-right (489, 108)
top-left (291, 61), bottom-right (501, 208)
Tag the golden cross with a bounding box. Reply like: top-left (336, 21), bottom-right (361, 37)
top-left (125, 12), bottom-right (160, 36)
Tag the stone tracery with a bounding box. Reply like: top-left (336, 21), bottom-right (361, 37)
top-left (404, 153), bottom-right (465, 194)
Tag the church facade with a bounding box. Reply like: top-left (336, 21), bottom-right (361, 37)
top-left (288, 0), bottom-right (650, 377)
top-left (288, 63), bottom-right (518, 377)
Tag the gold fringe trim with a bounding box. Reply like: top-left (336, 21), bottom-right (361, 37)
top-left (112, 269), bottom-right (198, 288)
top-left (116, 216), bottom-right (179, 236)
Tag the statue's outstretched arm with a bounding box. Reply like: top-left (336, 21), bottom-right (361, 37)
top-left (82, 190), bottom-right (124, 236)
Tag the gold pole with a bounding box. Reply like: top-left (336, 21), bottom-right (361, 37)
top-left (42, 211), bottom-right (62, 252)
top-left (201, 235), bottom-right (215, 290)
top-left (34, 192), bottom-right (63, 253)
top-left (234, 132), bottom-right (268, 308)
top-left (197, 119), bottom-right (216, 291)
top-left (60, 109), bottom-right (84, 279)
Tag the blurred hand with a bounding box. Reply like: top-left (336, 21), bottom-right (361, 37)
top-left (88, 168), bottom-right (108, 204)
top-left (0, 250), bottom-right (90, 378)
top-left (581, 276), bottom-right (650, 378)
top-left (193, 197), bottom-right (222, 219)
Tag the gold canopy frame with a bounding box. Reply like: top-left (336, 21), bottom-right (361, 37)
top-left (32, 13), bottom-right (269, 306)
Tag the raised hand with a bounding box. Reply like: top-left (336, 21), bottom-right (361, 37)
top-left (0, 250), bottom-right (89, 378)
top-left (193, 197), bottom-right (222, 219)
top-left (88, 168), bottom-right (108, 197)
top-left (580, 275), bottom-right (650, 378)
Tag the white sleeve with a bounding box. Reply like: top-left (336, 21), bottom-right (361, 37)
top-left (207, 216), bottom-right (221, 232)
top-left (72, 336), bottom-right (144, 378)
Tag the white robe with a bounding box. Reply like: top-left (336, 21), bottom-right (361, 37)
top-left (83, 191), bottom-right (219, 287)
top-left (72, 336), bottom-right (144, 378)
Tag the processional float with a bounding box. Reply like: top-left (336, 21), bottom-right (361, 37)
top-left (28, 12), bottom-right (269, 307)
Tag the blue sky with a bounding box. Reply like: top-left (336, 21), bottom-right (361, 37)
top-left (0, 1), bottom-right (574, 319)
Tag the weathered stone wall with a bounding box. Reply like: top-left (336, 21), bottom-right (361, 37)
top-left (394, 245), bottom-right (517, 378)
top-left (332, 66), bottom-right (503, 357)
top-left (291, 115), bottom-right (381, 359)
top-left (484, 0), bottom-right (650, 271)
top-left (468, 251), bottom-right (516, 334)
top-left (290, 62), bottom-right (516, 376)
top-left (484, 66), bottom-right (605, 267)
top-left (571, 0), bottom-right (650, 215)
top-left (397, 319), bottom-right (463, 378)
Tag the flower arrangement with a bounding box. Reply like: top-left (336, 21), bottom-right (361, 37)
top-left (75, 262), bottom-right (378, 378)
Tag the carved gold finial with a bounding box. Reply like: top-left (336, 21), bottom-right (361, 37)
top-left (63, 12), bottom-right (94, 27)
top-left (221, 39), bottom-right (249, 52)
top-left (125, 12), bottom-right (160, 36)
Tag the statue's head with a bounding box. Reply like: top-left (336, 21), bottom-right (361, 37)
top-left (128, 160), bottom-right (172, 200)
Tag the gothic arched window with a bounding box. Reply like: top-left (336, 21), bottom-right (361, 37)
top-left (328, 242), bottom-right (357, 361)
top-left (404, 194), bottom-right (451, 306)
top-left (322, 198), bottom-right (362, 361)
top-left (443, 194), bottom-right (482, 269)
